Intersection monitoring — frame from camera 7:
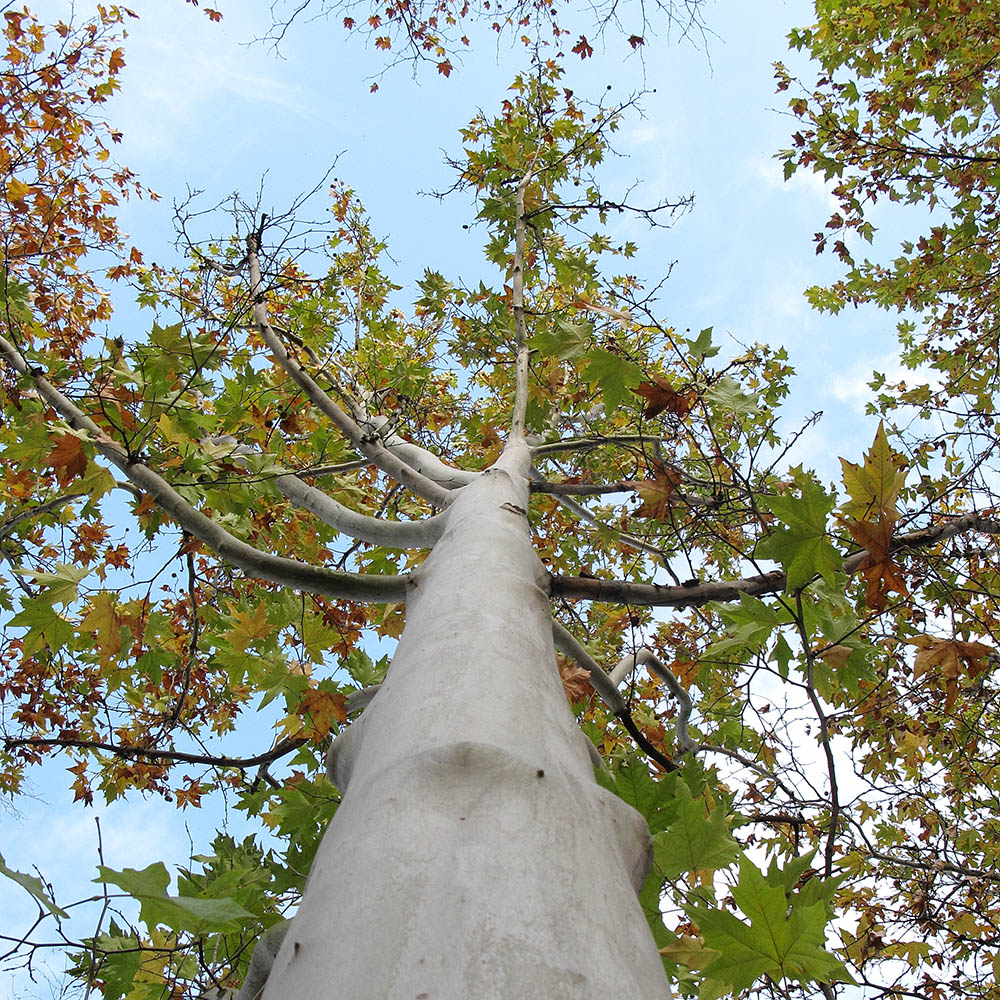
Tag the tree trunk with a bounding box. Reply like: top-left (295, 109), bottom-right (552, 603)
top-left (262, 442), bottom-right (672, 999)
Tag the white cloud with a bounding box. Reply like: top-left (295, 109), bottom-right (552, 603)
top-left (832, 353), bottom-right (940, 411)
top-left (750, 155), bottom-right (840, 214)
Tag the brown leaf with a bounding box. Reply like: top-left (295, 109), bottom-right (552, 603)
top-left (299, 688), bottom-right (349, 739)
top-left (846, 516), bottom-right (907, 610)
top-left (559, 657), bottom-right (593, 702)
top-left (909, 636), bottom-right (994, 709)
top-left (45, 433), bottom-right (88, 485)
top-left (816, 644), bottom-right (853, 671)
top-left (633, 378), bottom-right (693, 419)
top-left (625, 462), bottom-right (683, 519)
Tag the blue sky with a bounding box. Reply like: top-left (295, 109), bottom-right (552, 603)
top-left (2, 0), bottom-right (918, 995)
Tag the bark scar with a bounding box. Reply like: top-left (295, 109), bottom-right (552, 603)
top-left (499, 502), bottom-right (527, 516)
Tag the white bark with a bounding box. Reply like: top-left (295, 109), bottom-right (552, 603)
top-left (262, 441), bottom-right (672, 999)
top-left (205, 438), bottom-right (445, 548)
top-left (0, 334), bottom-right (405, 602)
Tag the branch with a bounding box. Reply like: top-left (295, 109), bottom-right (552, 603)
top-left (609, 649), bottom-right (697, 752)
top-left (532, 434), bottom-right (674, 459)
top-left (244, 234), bottom-right (455, 508)
top-left (510, 165), bottom-right (534, 441)
top-left (551, 621), bottom-right (679, 772)
top-left (551, 569), bottom-right (787, 607)
top-left (205, 437), bottom-right (445, 548)
top-left (354, 414), bottom-right (479, 490)
top-left (544, 486), bottom-right (674, 563)
top-left (551, 513), bottom-right (1000, 607)
top-left (3, 735), bottom-right (310, 771)
top-left (0, 333), bottom-right (408, 603)
top-left (0, 492), bottom-right (87, 541)
top-left (609, 647), bottom-right (799, 797)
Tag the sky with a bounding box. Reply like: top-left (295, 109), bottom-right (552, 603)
top-left (1, 0), bottom-right (919, 995)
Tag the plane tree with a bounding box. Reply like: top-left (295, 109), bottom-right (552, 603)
top-left (2, 3), bottom-right (1000, 1000)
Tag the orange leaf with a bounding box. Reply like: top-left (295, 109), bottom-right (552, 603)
top-left (299, 688), bottom-right (349, 739)
top-left (45, 434), bottom-right (88, 485)
top-left (572, 34), bottom-right (594, 58)
top-left (437, 59), bottom-right (453, 76)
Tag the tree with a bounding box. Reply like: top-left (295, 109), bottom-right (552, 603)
top-left (2, 3), bottom-right (999, 1000)
top-left (775, 2), bottom-right (1000, 997)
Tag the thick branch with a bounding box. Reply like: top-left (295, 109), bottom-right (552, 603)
top-left (207, 437), bottom-right (445, 548)
top-left (0, 334), bottom-right (408, 603)
top-left (551, 569), bottom-right (787, 608)
top-left (552, 514), bottom-right (1000, 607)
top-left (245, 235), bottom-right (455, 508)
top-left (356, 414), bottom-right (479, 490)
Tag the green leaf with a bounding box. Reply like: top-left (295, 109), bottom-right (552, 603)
top-left (687, 326), bottom-right (721, 359)
top-left (653, 782), bottom-right (739, 879)
top-left (581, 347), bottom-right (643, 411)
top-left (756, 479), bottom-right (841, 590)
top-left (597, 757), bottom-right (681, 835)
top-left (96, 863), bottom-right (253, 934)
top-left (690, 857), bottom-right (854, 993)
top-left (706, 376), bottom-right (758, 417)
top-left (14, 562), bottom-right (90, 607)
top-left (0, 852), bottom-right (69, 918)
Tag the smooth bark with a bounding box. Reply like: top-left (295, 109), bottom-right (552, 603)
top-left (262, 442), bottom-right (672, 999)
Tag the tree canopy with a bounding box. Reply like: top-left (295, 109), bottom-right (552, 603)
top-left (2, 2), bottom-right (1000, 999)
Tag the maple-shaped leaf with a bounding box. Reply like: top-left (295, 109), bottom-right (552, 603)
top-left (756, 479), bottom-right (841, 590)
top-left (437, 59), bottom-right (453, 77)
top-left (299, 687), bottom-right (349, 739)
top-left (653, 781), bottom-right (739, 880)
top-left (690, 857), bottom-right (853, 993)
top-left (45, 433), bottom-right (88, 485)
top-left (15, 563), bottom-right (90, 608)
top-left (840, 421), bottom-right (907, 521)
top-left (845, 516), bottom-right (908, 611)
top-left (572, 34), bottom-right (594, 58)
top-left (626, 463), bottom-right (683, 519)
top-left (628, 34), bottom-right (645, 49)
top-left (582, 347), bottom-right (643, 411)
top-left (633, 377), bottom-right (693, 419)
top-left (907, 636), bottom-right (994, 710)
top-left (80, 591), bottom-right (124, 660)
top-left (224, 602), bottom-right (273, 655)
top-left (558, 657), bottom-right (592, 702)
top-left (96, 863), bottom-right (252, 935)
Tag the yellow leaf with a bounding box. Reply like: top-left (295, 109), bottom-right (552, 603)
top-left (840, 421), bottom-right (907, 520)
top-left (659, 934), bottom-right (719, 970)
top-left (224, 603), bottom-right (273, 655)
top-left (5, 177), bottom-right (31, 202)
top-left (80, 592), bottom-right (123, 659)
